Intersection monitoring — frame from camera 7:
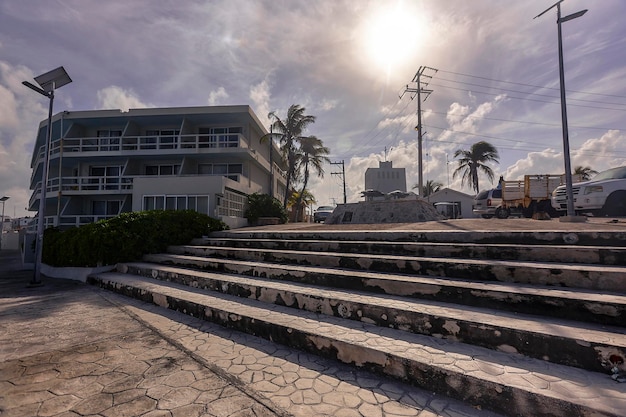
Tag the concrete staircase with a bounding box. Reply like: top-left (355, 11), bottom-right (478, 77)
top-left (88, 228), bottom-right (626, 417)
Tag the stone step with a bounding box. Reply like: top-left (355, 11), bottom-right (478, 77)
top-left (194, 237), bottom-right (626, 265)
top-left (209, 229), bottom-right (626, 247)
top-left (119, 261), bottom-right (626, 373)
top-left (160, 246), bottom-right (626, 293)
top-left (142, 253), bottom-right (626, 326)
top-left (87, 271), bottom-right (626, 417)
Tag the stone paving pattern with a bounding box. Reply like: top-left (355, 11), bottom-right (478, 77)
top-left (0, 250), bottom-right (504, 417)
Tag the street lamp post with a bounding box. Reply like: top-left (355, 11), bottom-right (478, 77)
top-left (0, 196), bottom-right (9, 251)
top-left (535, 1), bottom-right (587, 221)
top-left (23, 66), bottom-right (72, 285)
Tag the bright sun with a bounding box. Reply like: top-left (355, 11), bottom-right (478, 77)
top-left (363, 5), bottom-right (424, 76)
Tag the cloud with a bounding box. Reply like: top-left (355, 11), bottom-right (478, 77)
top-left (250, 79), bottom-right (272, 126)
top-left (96, 86), bottom-right (151, 111)
top-left (572, 130), bottom-right (626, 171)
top-left (0, 61), bottom-right (49, 218)
top-left (207, 87), bottom-right (229, 106)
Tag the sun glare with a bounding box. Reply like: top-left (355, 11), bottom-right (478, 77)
top-left (362, 5), bottom-right (424, 77)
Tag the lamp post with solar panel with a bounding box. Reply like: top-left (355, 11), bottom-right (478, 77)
top-left (23, 66), bottom-right (72, 285)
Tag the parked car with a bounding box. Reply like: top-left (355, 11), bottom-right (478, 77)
top-left (313, 206), bottom-right (335, 223)
top-left (472, 188), bottom-right (502, 219)
top-left (551, 166), bottom-right (626, 216)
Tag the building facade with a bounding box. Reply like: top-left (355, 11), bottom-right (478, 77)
top-left (28, 105), bottom-right (286, 229)
top-left (364, 161), bottom-right (407, 194)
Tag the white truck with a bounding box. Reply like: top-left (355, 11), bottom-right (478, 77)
top-left (551, 166), bottom-right (626, 216)
top-left (497, 174), bottom-right (580, 219)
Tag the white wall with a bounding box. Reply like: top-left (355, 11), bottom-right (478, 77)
top-left (427, 189), bottom-right (476, 218)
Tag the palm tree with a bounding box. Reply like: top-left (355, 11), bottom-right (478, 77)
top-left (295, 135), bottom-right (330, 221)
top-left (266, 104), bottom-right (316, 208)
top-left (288, 189), bottom-right (317, 222)
top-left (414, 179), bottom-right (443, 197)
top-left (452, 141), bottom-right (499, 193)
top-left (574, 165), bottom-right (598, 181)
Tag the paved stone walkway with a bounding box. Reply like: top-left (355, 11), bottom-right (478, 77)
top-left (0, 249), bottom-right (503, 417)
top-left (0, 251), bottom-right (283, 417)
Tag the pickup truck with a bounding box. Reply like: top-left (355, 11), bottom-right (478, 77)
top-left (551, 166), bottom-right (626, 216)
top-left (498, 174), bottom-right (580, 219)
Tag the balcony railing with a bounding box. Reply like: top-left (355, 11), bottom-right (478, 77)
top-left (29, 176), bottom-right (134, 208)
top-left (59, 176), bottom-right (134, 192)
top-left (49, 133), bottom-right (245, 154)
top-left (25, 215), bottom-right (118, 231)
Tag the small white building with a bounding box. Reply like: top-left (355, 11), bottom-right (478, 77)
top-left (426, 188), bottom-right (476, 219)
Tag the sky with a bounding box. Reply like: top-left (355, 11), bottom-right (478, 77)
top-left (2, 0), bottom-right (626, 218)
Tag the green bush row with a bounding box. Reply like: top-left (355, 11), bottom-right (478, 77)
top-left (42, 210), bottom-right (228, 267)
top-left (244, 193), bottom-right (288, 224)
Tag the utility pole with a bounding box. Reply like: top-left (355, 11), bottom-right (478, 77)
top-left (330, 160), bottom-right (347, 204)
top-left (400, 66), bottom-right (437, 197)
top-left (446, 154), bottom-right (450, 188)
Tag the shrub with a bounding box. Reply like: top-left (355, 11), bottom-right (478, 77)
top-left (42, 210), bottom-right (228, 267)
top-left (244, 193), bottom-right (288, 224)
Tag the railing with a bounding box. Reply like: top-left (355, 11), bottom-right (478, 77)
top-left (52, 133), bottom-right (245, 153)
top-left (27, 215), bottom-right (118, 230)
top-left (59, 176), bottom-right (133, 192)
top-left (57, 215), bottom-right (116, 228)
top-left (29, 176), bottom-right (134, 208)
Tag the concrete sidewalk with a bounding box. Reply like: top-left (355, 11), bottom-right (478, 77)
top-left (0, 249), bottom-right (504, 417)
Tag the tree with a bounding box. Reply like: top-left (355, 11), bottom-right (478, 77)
top-left (266, 105), bottom-right (316, 208)
top-left (452, 141), bottom-right (499, 193)
top-left (288, 189), bottom-right (317, 222)
top-left (295, 135), bottom-right (330, 221)
top-left (413, 179), bottom-right (443, 197)
top-left (574, 165), bottom-right (598, 181)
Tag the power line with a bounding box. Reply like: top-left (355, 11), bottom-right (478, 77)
top-left (430, 82), bottom-right (626, 113)
top-left (438, 69), bottom-right (626, 100)
top-left (433, 76), bottom-right (626, 108)
top-left (426, 110), bottom-right (626, 132)
top-left (424, 124), bottom-right (626, 160)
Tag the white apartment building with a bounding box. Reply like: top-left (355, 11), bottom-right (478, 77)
top-left (28, 105), bottom-right (286, 230)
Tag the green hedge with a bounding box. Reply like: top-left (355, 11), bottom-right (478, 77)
top-left (42, 210), bottom-right (228, 267)
top-left (244, 192), bottom-right (288, 224)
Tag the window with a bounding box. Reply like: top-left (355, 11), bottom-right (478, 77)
top-left (145, 164), bottom-right (180, 176)
top-left (198, 127), bottom-right (241, 148)
top-left (89, 166), bottom-right (122, 190)
top-left (97, 130), bottom-right (122, 151)
top-left (143, 195), bottom-right (209, 215)
top-left (197, 163), bottom-right (243, 181)
top-left (92, 200), bottom-right (121, 216)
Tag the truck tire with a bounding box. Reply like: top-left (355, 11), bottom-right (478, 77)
top-left (601, 191), bottom-right (626, 217)
top-left (495, 207), bottom-right (510, 219)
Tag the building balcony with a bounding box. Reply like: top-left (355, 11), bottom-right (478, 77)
top-left (29, 173), bottom-right (244, 210)
top-left (51, 133), bottom-right (246, 154)
top-left (31, 133), bottom-right (253, 183)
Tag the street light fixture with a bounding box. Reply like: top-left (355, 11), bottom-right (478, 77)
top-left (0, 196), bottom-right (9, 251)
top-left (534, 1), bottom-right (588, 222)
top-left (23, 66), bottom-right (72, 285)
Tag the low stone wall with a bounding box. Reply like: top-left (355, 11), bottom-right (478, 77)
top-left (41, 263), bottom-right (116, 283)
top-left (325, 199), bottom-right (444, 224)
